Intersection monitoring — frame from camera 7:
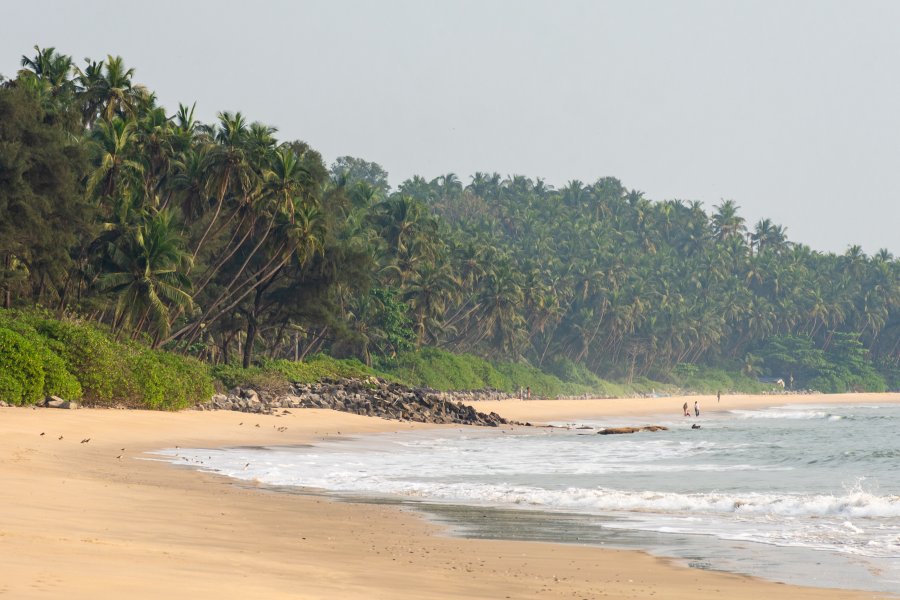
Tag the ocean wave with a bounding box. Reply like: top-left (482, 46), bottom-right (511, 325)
top-left (729, 409), bottom-right (836, 420)
top-left (166, 449), bottom-right (900, 520)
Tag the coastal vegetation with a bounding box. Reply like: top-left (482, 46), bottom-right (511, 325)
top-left (1, 46), bottom-right (899, 406)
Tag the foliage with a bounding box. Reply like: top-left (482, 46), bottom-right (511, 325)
top-left (666, 363), bottom-right (772, 394)
top-left (125, 344), bottom-right (213, 409)
top-left (0, 309), bottom-right (213, 408)
top-left (212, 354), bottom-right (384, 392)
top-left (755, 334), bottom-right (886, 392)
top-left (0, 84), bottom-right (90, 307)
top-left (1, 45), bottom-right (898, 396)
top-left (0, 327), bottom-right (45, 405)
top-left (30, 316), bottom-right (130, 402)
top-left (0, 311), bottom-right (81, 399)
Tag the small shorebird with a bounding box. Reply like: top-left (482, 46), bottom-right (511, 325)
top-left (40, 432), bottom-right (45, 436)
top-left (81, 438), bottom-right (91, 444)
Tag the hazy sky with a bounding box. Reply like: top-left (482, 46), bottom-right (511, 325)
top-left (3, 0), bottom-right (899, 254)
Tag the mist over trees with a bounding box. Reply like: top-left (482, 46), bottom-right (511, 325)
top-left (1, 47), bottom-right (898, 391)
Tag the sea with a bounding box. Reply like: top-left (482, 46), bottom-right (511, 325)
top-left (153, 403), bottom-right (900, 594)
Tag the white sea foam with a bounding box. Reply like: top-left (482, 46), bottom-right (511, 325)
top-left (729, 408), bottom-right (834, 420)
top-left (152, 403), bottom-right (900, 565)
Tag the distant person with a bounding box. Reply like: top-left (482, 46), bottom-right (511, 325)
top-left (526, 386), bottom-right (531, 400)
top-left (694, 400), bottom-right (700, 417)
top-left (683, 402), bottom-right (690, 417)
top-left (717, 390), bottom-right (721, 403)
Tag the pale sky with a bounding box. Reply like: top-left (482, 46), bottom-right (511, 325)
top-left (3, 0), bottom-right (899, 254)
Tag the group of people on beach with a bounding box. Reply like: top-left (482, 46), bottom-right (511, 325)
top-left (682, 391), bottom-right (720, 417)
top-left (682, 401), bottom-right (699, 417)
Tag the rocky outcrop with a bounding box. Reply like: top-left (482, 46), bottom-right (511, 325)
top-left (195, 378), bottom-right (521, 427)
top-left (597, 425), bottom-right (668, 435)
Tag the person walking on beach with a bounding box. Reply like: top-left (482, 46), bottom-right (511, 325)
top-left (717, 390), bottom-right (721, 403)
top-left (694, 400), bottom-right (700, 417)
top-left (683, 402), bottom-right (690, 416)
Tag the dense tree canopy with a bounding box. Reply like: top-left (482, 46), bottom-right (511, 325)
top-left (1, 46), bottom-right (898, 391)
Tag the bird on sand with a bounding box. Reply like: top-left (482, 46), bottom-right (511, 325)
top-left (40, 432), bottom-right (45, 436)
top-left (81, 438), bottom-right (91, 444)
top-left (58, 435), bottom-right (63, 440)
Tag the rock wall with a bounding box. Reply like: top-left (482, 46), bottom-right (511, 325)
top-left (195, 378), bottom-right (522, 427)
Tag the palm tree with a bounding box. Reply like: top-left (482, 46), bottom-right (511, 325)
top-left (100, 209), bottom-right (194, 341)
top-left (85, 117), bottom-right (144, 201)
top-left (711, 200), bottom-right (746, 242)
top-left (191, 111), bottom-right (254, 259)
top-left (263, 146), bottom-right (312, 220)
top-left (77, 55), bottom-right (145, 126)
top-left (404, 261), bottom-right (458, 345)
top-left (474, 261), bottom-right (526, 355)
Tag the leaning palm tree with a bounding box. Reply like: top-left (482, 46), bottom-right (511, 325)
top-left (404, 261), bottom-right (459, 345)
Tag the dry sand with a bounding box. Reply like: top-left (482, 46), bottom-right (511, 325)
top-left (1, 393), bottom-right (898, 599)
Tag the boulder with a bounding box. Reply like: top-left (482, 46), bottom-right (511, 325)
top-left (45, 396), bottom-right (67, 408)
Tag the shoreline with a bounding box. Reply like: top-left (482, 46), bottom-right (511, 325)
top-left (2, 393), bottom-right (899, 599)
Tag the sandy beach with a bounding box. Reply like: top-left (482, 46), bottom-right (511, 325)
top-left (2, 393), bottom-right (898, 599)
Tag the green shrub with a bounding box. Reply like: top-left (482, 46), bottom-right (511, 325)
top-left (211, 355), bottom-right (382, 393)
top-left (0, 312), bottom-right (81, 399)
top-left (0, 327), bottom-right (45, 405)
top-left (29, 317), bottom-right (128, 403)
top-left (2, 310), bottom-right (214, 408)
top-left (126, 345), bottom-right (214, 410)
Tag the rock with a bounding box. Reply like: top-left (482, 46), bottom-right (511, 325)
top-left (194, 377), bottom-right (526, 427)
top-left (0, 400), bottom-right (8, 407)
top-left (597, 425), bottom-right (668, 435)
top-left (61, 401), bottom-right (79, 409)
top-left (46, 396), bottom-right (67, 408)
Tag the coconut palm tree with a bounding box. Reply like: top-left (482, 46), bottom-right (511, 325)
top-left (712, 200), bottom-right (746, 242)
top-left (100, 209), bottom-right (194, 341)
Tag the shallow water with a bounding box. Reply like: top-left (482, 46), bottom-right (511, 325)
top-left (153, 403), bottom-right (900, 593)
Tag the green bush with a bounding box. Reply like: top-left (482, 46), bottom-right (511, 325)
top-left (212, 355), bottom-right (384, 393)
top-left (377, 348), bottom-right (507, 391)
top-left (0, 327), bottom-right (45, 405)
top-left (666, 363), bottom-right (772, 394)
top-left (29, 317), bottom-right (128, 403)
top-left (0, 312), bottom-right (81, 399)
top-left (0, 310), bottom-right (215, 409)
top-left (126, 345), bottom-right (214, 410)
